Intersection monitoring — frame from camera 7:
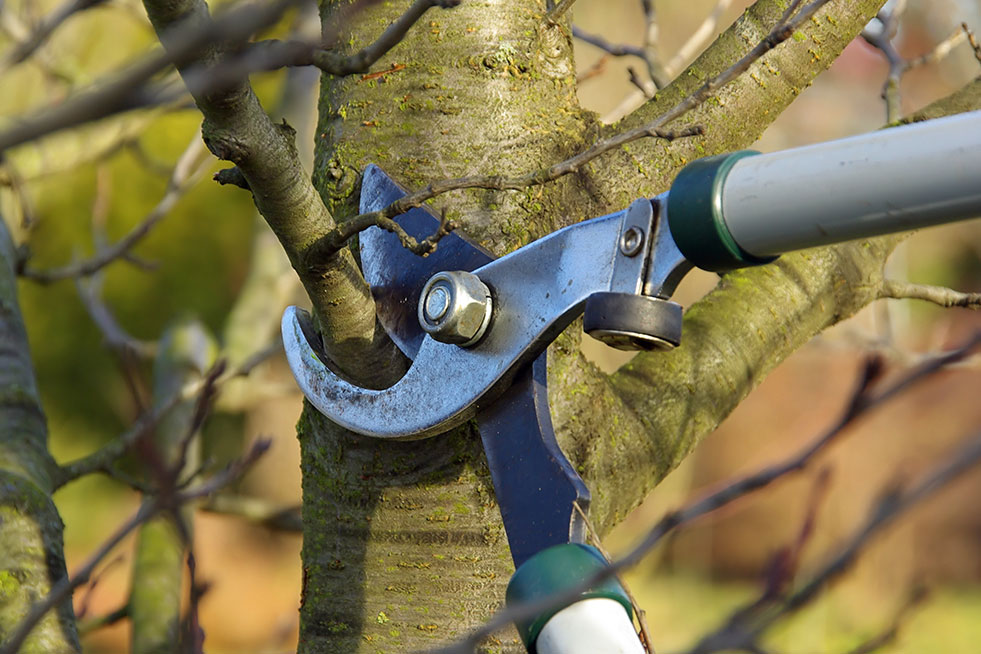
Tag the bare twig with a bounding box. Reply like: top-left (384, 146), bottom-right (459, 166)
top-left (962, 22), bottom-right (981, 65)
top-left (577, 54), bottom-right (609, 83)
top-left (905, 28), bottom-right (967, 70)
top-left (879, 279), bottom-right (981, 309)
top-left (603, 0), bottom-right (735, 123)
top-left (251, 0), bottom-right (462, 76)
top-left (0, 4), bottom-right (76, 82)
top-left (572, 26), bottom-right (647, 59)
top-left (76, 274), bottom-right (157, 360)
top-left (314, 0), bottom-right (830, 261)
top-left (77, 605), bottom-right (129, 636)
top-left (201, 494), bottom-right (303, 532)
top-left (430, 333), bottom-right (981, 653)
top-left (308, 124), bottom-right (701, 261)
top-left (0, 0), bottom-right (464, 154)
top-left (573, 502), bottom-right (654, 653)
top-left (692, 431), bottom-right (981, 653)
top-left (311, 205), bottom-right (460, 262)
top-left (1, 0), bottom-right (107, 69)
top-left (0, 0), bottom-right (299, 154)
top-left (0, 439), bottom-right (269, 654)
top-left (841, 586), bottom-right (928, 654)
top-left (21, 132), bottom-right (211, 283)
top-left (664, 0), bottom-right (735, 78)
top-left (545, 0), bottom-right (577, 25)
top-left (628, 66), bottom-right (656, 99)
top-left (55, 341), bottom-right (280, 486)
top-left (863, 3), bottom-right (967, 123)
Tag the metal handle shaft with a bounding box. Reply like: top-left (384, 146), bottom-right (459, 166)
top-left (668, 111), bottom-right (981, 270)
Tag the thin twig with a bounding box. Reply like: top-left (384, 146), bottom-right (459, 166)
top-left (314, 0), bottom-right (830, 261)
top-left (0, 0), bottom-right (300, 154)
top-left (77, 605), bottom-right (129, 636)
top-left (602, 0), bottom-right (735, 123)
top-left (0, 0), bottom-right (464, 153)
top-left (21, 131), bottom-right (210, 283)
top-left (76, 274), bottom-right (157, 360)
top-left (201, 494), bottom-right (303, 532)
top-left (572, 26), bottom-right (647, 59)
top-left (252, 0), bottom-right (462, 76)
top-left (573, 502), bottom-right (654, 654)
top-left (1, 0), bottom-right (106, 69)
top-left (55, 341), bottom-right (281, 486)
top-left (429, 333), bottom-right (981, 654)
top-left (962, 22), bottom-right (981, 65)
top-left (577, 54), bottom-right (609, 83)
top-left (0, 439), bottom-right (269, 654)
top-left (699, 432), bottom-right (981, 651)
top-left (841, 586), bottom-right (928, 654)
top-left (545, 0), bottom-right (577, 25)
top-left (879, 279), bottom-right (981, 309)
top-left (862, 3), bottom-right (967, 123)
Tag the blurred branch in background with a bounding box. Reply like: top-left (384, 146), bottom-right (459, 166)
top-left (0, 0), bottom-right (108, 72)
top-left (0, 435), bottom-right (271, 654)
top-left (1, 0), bottom-right (978, 651)
top-left (861, 0), bottom-right (970, 123)
top-left (434, 334), bottom-right (981, 654)
top-left (18, 130), bottom-right (211, 284)
top-left (591, 0), bottom-right (736, 123)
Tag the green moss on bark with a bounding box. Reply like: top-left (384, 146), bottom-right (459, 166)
top-left (0, 219), bottom-right (77, 652)
top-left (299, 0), bottom-right (978, 651)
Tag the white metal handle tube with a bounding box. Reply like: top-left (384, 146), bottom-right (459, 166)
top-left (722, 111), bottom-right (981, 257)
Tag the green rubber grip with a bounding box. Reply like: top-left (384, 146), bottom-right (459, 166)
top-left (505, 544), bottom-right (633, 652)
top-left (667, 150), bottom-right (777, 272)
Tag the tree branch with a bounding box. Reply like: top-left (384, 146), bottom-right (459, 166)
top-left (0, 217), bottom-right (78, 652)
top-left (965, 22), bottom-right (981, 64)
top-left (305, 125), bottom-right (702, 260)
top-left (0, 439), bottom-right (270, 654)
top-left (692, 428), bottom-right (981, 652)
top-left (862, 3), bottom-right (967, 124)
top-left (20, 131), bottom-right (211, 284)
top-left (54, 343), bottom-right (278, 487)
top-left (0, 0), bottom-right (107, 69)
top-left (306, 0), bottom-right (833, 260)
top-left (141, 0), bottom-right (409, 386)
top-left (879, 279), bottom-right (981, 309)
top-left (251, 0), bottom-right (463, 76)
top-left (435, 334), bottom-right (981, 653)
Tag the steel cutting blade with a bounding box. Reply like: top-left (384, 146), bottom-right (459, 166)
top-left (358, 164), bottom-right (493, 360)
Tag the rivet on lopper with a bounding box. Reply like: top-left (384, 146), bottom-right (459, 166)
top-left (619, 226), bottom-right (644, 257)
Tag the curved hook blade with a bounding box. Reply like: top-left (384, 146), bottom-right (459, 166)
top-left (359, 164), bottom-right (493, 359)
top-left (282, 208), bottom-right (629, 439)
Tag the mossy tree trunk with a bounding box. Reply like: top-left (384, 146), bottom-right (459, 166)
top-left (296, 0), bottom-right (949, 651)
top-left (0, 221), bottom-right (78, 652)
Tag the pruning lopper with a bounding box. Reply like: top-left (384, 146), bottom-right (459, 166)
top-left (283, 111), bottom-right (981, 653)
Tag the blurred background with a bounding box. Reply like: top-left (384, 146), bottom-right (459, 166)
top-left (1, 0), bottom-right (980, 652)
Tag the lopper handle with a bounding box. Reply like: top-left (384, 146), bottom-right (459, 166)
top-left (507, 544), bottom-right (645, 653)
top-left (667, 110), bottom-right (981, 271)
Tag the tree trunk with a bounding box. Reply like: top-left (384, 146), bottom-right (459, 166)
top-left (296, 0), bottom-right (954, 651)
top-left (0, 220), bottom-right (78, 653)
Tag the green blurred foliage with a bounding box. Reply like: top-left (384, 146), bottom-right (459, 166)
top-left (625, 570), bottom-right (981, 653)
top-left (0, 1), bottom-right (290, 547)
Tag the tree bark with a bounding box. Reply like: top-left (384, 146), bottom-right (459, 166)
top-left (297, 1), bottom-right (915, 651)
top-left (0, 219), bottom-right (78, 653)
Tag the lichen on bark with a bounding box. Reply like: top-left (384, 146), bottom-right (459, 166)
top-left (0, 219), bottom-right (78, 653)
top-left (295, 0), bottom-right (981, 652)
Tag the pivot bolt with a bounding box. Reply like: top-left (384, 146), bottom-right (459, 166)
top-left (619, 226), bottom-right (645, 257)
top-left (418, 271), bottom-right (493, 347)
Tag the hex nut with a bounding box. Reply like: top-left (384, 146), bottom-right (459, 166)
top-left (418, 271), bottom-right (493, 346)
